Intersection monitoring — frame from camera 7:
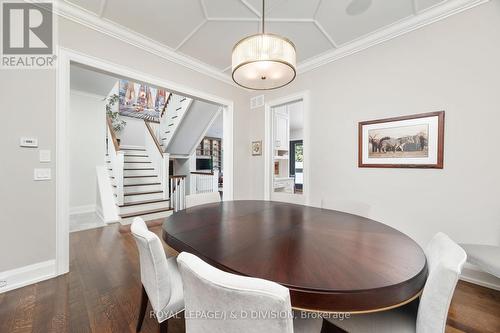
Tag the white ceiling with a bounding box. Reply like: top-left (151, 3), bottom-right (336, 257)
top-left (62, 0), bottom-right (483, 82)
top-left (70, 64), bottom-right (117, 97)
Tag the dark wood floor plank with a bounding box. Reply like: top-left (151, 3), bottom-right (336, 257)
top-left (32, 275), bottom-right (68, 333)
top-left (0, 222), bottom-right (497, 333)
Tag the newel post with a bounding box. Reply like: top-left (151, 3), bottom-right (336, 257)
top-left (115, 151), bottom-right (125, 206)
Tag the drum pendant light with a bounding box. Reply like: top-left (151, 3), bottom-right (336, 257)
top-left (231, 0), bottom-right (296, 90)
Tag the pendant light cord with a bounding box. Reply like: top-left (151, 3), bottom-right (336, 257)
top-left (262, 0), bottom-right (265, 34)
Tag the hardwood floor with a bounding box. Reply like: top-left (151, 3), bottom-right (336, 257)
top-left (0, 222), bottom-right (498, 333)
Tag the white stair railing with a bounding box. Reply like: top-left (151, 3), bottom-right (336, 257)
top-left (190, 170), bottom-right (219, 194)
top-left (170, 175), bottom-right (186, 212)
top-left (160, 94), bottom-right (193, 150)
top-left (106, 117), bottom-right (125, 206)
top-left (144, 121), bottom-right (169, 199)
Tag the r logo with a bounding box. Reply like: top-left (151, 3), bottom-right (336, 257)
top-left (2, 2), bottom-right (53, 54)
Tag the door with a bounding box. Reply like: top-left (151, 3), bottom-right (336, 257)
top-left (274, 107), bottom-right (289, 150)
top-left (290, 140), bottom-right (303, 193)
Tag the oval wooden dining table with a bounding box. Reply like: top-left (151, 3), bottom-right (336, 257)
top-left (162, 200), bottom-right (427, 313)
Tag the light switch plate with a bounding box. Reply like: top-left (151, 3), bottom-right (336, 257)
top-left (20, 137), bottom-right (38, 148)
top-left (39, 150), bottom-right (51, 162)
top-left (34, 168), bottom-right (51, 181)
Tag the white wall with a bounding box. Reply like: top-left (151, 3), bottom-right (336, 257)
top-left (249, 1), bottom-right (500, 251)
top-left (119, 116), bottom-right (146, 147)
top-left (290, 129), bottom-right (303, 141)
top-left (69, 91), bottom-right (106, 212)
top-left (0, 15), bottom-right (252, 275)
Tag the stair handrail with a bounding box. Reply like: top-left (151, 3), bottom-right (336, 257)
top-left (144, 120), bottom-right (169, 200)
top-left (106, 116), bottom-right (121, 152)
top-left (160, 95), bottom-right (193, 151)
top-left (170, 175), bottom-right (186, 212)
top-left (145, 121), bottom-right (163, 156)
top-left (106, 116), bottom-right (124, 205)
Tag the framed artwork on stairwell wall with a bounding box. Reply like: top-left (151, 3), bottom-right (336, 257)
top-left (358, 111), bottom-right (445, 168)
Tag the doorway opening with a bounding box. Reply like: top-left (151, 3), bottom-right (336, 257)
top-left (56, 48), bottom-right (234, 275)
top-left (265, 91), bottom-right (309, 205)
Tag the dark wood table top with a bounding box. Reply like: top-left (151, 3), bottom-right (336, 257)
top-left (162, 200), bottom-right (427, 313)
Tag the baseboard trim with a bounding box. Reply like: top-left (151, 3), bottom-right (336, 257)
top-left (69, 204), bottom-right (96, 215)
top-left (460, 265), bottom-right (500, 291)
top-left (0, 260), bottom-right (57, 294)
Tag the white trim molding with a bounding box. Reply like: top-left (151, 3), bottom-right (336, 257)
top-left (460, 264), bottom-right (500, 291)
top-left (0, 260), bottom-right (56, 294)
top-left (56, 47), bottom-right (235, 275)
top-left (54, 1), bottom-right (234, 86)
top-left (54, 0), bottom-right (490, 83)
top-left (264, 91), bottom-right (311, 206)
top-left (69, 204), bottom-right (96, 215)
top-left (298, 0), bottom-right (490, 74)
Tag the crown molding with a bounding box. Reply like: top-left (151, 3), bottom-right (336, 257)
top-left (298, 0), bottom-right (490, 74)
top-left (55, 0), bottom-right (489, 87)
top-left (55, 1), bottom-right (236, 86)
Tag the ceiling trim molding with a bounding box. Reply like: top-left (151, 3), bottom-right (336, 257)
top-left (175, 19), bottom-right (208, 50)
top-left (55, 1), bottom-right (236, 86)
top-left (313, 21), bottom-right (338, 48)
top-left (56, 0), bottom-right (490, 87)
top-left (240, 0), bottom-right (261, 18)
top-left (97, 0), bottom-right (107, 18)
top-left (298, 0), bottom-right (490, 74)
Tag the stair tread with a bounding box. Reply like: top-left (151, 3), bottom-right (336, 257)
top-left (119, 207), bottom-right (173, 219)
top-left (110, 168), bottom-right (155, 171)
top-left (124, 175), bottom-right (157, 178)
top-left (124, 161), bottom-right (152, 164)
top-left (121, 148), bottom-right (146, 151)
top-left (124, 168), bottom-right (155, 170)
top-left (118, 198), bottom-right (169, 207)
top-left (113, 183), bottom-right (161, 188)
top-left (124, 190), bottom-right (163, 196)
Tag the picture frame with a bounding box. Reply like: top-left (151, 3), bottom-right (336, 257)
top-left (252, 141), bottom-right (262, 156)
top-left (358, 111), bottom-right (444, 169)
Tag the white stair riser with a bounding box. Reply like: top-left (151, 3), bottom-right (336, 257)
top-left (123, 162), bottom-right (154, 169)
top-left (123, 177), bottom-right (160, 185)
top-left (108, 160), bottom-right (152, 169)
top-left (123, 192), bottom-right (164, 203)
top-left (120, 209), bottom-right (173, 225)
top-left (122, 150), bottom-right (147, 156)
top-left (124, 156), bottom-right (149, 163)
top-left (124, 169), bottom-right (156, 177)
top-left (124, 184), bottom-right (163, 193)
top-left (119, 200), bottom-right (170, 215)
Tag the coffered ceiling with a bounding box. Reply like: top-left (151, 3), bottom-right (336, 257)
top-left (60, 0), bottom-right (488, 84)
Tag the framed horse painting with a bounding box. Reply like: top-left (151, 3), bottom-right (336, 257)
top-left (358, 111), bottom-right (445, 168)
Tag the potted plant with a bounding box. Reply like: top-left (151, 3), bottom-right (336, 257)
top-left (105, 93), bottom-right (126, 145)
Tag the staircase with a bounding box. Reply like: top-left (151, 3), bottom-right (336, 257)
top-left (107, 146), bottom-right (173, 224)
top-left (160, 94), bottom-right (192, 150)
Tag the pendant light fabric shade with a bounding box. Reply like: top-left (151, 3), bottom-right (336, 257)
top-left (232, 33), bottom-right (296, 90)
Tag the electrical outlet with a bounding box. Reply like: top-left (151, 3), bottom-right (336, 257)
top-left (0, 280), bottom-right (7, 288)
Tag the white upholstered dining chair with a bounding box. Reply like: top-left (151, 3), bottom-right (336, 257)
top-left (177, 252), bottom-right (323, 333)
top-left (327, 232), bottom-right (467, 333)
top-left (459, 244), bottom-right (500, 278)
top-left (185, 192), bottom-right (221, 208)
top-left (131, 217), bottom-right (184, 333)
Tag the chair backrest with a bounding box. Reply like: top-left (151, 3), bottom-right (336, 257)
top-left (177, 252), bottom-right (294, 333)
top-left (416, 232), bottom-right (467, 333)
top-left (131, 217), bottom-right (172, 313)
top-left (185, 192), bottom-right (221, 209)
